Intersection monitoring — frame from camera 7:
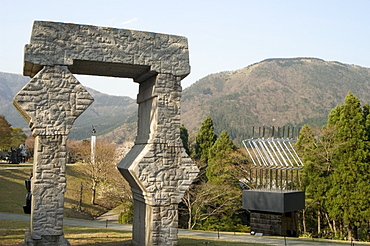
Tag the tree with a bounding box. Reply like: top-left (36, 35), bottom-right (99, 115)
top-left (181, 182), bottom-right (242, 231)
top-left (296, 92), bottom-right (370, 240)
top-left (0, 115), bottom-right (27, 152)
top-left (194, 116), bottom-right (217, 163)
top-left (0, 115), bottom-right (12, 150)
top-left (296, 124), bottom-right (337, 236)
top-left (180, 123), bottom-right (249, 232)
top-left (25, 135), bottom-right (35, 159)
top-left (180, 124), bottom-right (190, 156)
top-left (78, 140), bottom-right (121, 205)
top-left (325, 92), bottom-right (370, 240)
top-left (10, 127), bottom-right (27, 148)
top-left (206, 130), bottom-right (237, 185)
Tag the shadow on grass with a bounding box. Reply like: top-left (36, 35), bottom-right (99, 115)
top-left (67, 241), bottom-right (132, 246)
top-left (64, 226), bottom-right (132, 246)
top-left (0, 171), bottom-right (28, 213)
top-left (1, 220), bottom-right (268, 246)
top-left (178, 237), bottom-right (264, 246)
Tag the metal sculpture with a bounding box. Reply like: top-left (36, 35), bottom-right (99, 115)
top-left (241, 126), bottom-right (305, 237)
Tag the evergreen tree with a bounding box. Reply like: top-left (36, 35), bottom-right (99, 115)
top-left (296, 124), bottom-right (336, 235)
top-left (326, 92), bottom-right (370, 240)
top-left (363, 103), bottom-right (370, 141)
top-left (194, 116), bottom-right (217, 163)
top-left (206, 130), bottom-right (237, 185)
top-left (180, 124), bottom-right (190, 156)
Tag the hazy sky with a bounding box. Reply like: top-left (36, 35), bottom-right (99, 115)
top-left (1, 0), bottom-right (370, 98)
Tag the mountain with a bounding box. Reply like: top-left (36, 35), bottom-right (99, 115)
top-left (0, 72), bottom-right (31, 130)
top-left (0, 72), bottom-right (137, 141)
top-left (3, 57), bottom-right (370, 144)
top-left (181, 58), bottom-right (370, 141)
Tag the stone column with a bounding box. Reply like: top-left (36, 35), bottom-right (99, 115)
top-left (118, 74), bottom-right (199, 246)
top-left (13, 66), bottom-right (94, 246)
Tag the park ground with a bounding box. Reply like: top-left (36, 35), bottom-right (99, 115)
top-left (1, 163), bottom-right (370, 245)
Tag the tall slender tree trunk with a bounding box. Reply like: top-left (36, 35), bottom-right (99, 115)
top-left (333, 220), bottom-right (337, 237)
top-left (347, 222), bottom-right (353, 241)
top-left (302, 209), bottom-right (307, 234)
top-left (78, 182), bottom-right (83, 212)
top-left (353, 224), bottom-right (358, 241)
top-left (91, 180), bottom-right (97, 205)
top-left (317, 209), bottom-right (321, 235)
top-left (324, 212), bottom-right (334, 232)
top-left (186, 193), bottom-right (192, 230)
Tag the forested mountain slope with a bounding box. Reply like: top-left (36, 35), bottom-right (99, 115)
top-left (181, 58), bottom-right (370, 141)
top-left (3, 57), bottom-right (370, 143)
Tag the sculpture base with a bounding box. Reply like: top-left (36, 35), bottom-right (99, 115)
top-left (20, 228), bottom-right (71, 246)
top-left (242, 190), bottom-right (304, 237)
top-left (250, 211), bottom-right (299, 237)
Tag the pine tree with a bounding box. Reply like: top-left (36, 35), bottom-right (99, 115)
top-left (296, 124), bottom-right (336, 235)
top-left (180, 124), bottom-right (190, 156)
top-left (194, 116), bottom-right (217, 163)
top-left (326, 92), bottom-right (370, 240)
top-left (206, 130), bottom-right (237, 185)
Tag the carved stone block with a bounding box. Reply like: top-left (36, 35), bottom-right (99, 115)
top-left (16, 21), bottom-right (198, 246)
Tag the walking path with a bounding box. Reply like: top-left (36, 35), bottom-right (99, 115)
top-left (1, 212), bottom-right (369, 245)
top-left (0, 166), bottom-right (32, 170)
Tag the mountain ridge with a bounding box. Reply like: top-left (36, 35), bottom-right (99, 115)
top-left (2, 57), bottom-right (370, 143)
top-left (180, 57), bottom-right (370, 141)
top-left (0, 71), bottom-right (137, 141)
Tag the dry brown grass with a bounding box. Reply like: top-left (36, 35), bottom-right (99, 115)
top-left (0, 219), bottom-right (268, 246)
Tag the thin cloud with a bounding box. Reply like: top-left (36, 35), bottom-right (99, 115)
top-left (119, 18), bottom-right (138, 26)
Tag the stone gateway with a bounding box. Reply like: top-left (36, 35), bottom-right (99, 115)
top-left (14, 21), bottom-right (199, 246)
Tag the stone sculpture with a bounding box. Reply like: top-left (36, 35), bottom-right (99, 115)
top-left (14, 21), bottom-right (199, 246)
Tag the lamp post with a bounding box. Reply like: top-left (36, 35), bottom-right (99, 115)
top-left (91, 126), bottom-right (96, 164)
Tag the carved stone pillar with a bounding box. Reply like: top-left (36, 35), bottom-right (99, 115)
top-left (13, 66), bottom-right (94, 245)
top-left (118, 73), bottom-right (199, 246)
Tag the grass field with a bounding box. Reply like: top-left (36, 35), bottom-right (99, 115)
top-left (0, 219), bottom-right (268, 246)
top-left (0, 164), bottom-right (361, 246)
top-left (0, 164), bottom-right (269, 245)
top-left (0, 166), bottom-right (31, 214)
top-left (0, 163), bottom-right (110, 219)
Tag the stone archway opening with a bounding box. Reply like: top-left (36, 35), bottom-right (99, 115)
top-left (71, 75), bottom-right (138, 141)
top-left (14, 21), bottom-right (199, 246)
top-left (75, 75), bottom-right (138, 99)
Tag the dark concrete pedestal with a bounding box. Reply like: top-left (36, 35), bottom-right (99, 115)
top-left (243, 190), bottom-right (305, 237)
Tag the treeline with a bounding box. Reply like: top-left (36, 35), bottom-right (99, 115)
top-left (0, 115), bottom-right (27, 151)
top-left (296, 92), bottom-right (370, 241)
top-left (180, 91), bottom-right (370, 242)
top-left (178, 117), bottom-right (250, 232)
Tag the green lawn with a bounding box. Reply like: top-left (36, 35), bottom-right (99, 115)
top-left (0, 167), bottom-right (31, 214)
top-left (0, 164), bottom-right (109, 219)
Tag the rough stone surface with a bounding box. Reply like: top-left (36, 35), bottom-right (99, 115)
top-left (24, 21), bottom-right (190, 81)
top-left (16, 21), bottom-right (198, 246)
top-left (118, 53), bottom-right (199, 246)
top-left (14, 65), bottom-right (94, 136)
top-left (14, 64), bottom-right (93, 245)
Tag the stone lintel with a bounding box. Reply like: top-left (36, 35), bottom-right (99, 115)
top-left (23, 21), bottom-right (190, 81)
